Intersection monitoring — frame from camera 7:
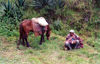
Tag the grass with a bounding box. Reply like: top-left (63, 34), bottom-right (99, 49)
top-left (0, 0), bottom-right (100, 63)
top-left (0, 32), bottom-right (100, 64)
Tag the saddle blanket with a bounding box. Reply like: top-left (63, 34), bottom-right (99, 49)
top-left (32, 17), bottom-right (48, 26)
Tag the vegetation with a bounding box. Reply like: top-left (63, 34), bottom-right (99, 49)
top-left (0, 0), bottom-right (100, 64)
top-left (0, 33), bottom-right (100, 64)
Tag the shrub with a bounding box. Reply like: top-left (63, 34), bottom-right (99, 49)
top-left (52, 19), bottom-right (68, 36)
top-left (1, 0), bottom-right (24, 21)
top-left (15, 0), bottom-right (25, 7)
top-left (32, 0), bottom-right (65, 9)
top-left (95, 0), bottom-right (100, 7)
top-left (0, 0), bottom-right (25, 31)
top-left (31, 0), bottom-right (65, 19)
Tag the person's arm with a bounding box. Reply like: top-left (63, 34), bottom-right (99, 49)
top-left (77, 36), bottom-right (83, 43)
top-left (66, 34), bottom-right (69, 40)
top-left (66, 34), bottom-right (72, 41)
top-left (74, 34), bottom-right (83, 42)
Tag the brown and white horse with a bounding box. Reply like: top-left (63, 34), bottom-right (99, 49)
top-left (17, 17), bottom-right (51, 49)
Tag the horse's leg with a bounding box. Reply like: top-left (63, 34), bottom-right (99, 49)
top-left (42, 30), bottom-right (45, 42)
top-left (39, 35), bottom-right (43, 45)
top-left (22, 37), bottom-right (25, 46)
top-left (25, 37), bottom-right (30, 47)
top-left (24, 33), bottom-right (30, 47)
top-left (39, 30), bottom-right (45, 45)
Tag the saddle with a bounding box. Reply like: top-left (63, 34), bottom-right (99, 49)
top-left (31, 17), bottom-right (48, 26)
top-left (31, 21), bottom-right (47, 37)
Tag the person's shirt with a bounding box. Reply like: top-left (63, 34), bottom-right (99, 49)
top-left (66, 33), bottom-right (82, 42)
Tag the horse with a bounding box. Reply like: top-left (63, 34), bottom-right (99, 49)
top-left (17, 17), bottom-right (51, 49)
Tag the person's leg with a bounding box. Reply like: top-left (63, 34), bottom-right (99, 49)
top-left (75, 40), bottom-right (80, 49)
top-left (65, 41), bottom-right (72, 50)
top-left (71, 43), bottom-right (75, 49)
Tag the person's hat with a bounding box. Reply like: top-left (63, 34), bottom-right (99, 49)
top-left (69, 30), bottom-right (75, 33)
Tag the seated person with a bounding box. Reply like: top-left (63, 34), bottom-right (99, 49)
top-left (64, 30), bottom-right (83, 50)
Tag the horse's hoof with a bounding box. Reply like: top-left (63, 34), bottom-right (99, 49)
top-left (17, 47), bottom-right (20, 50)
top-left (26, 45), bottom-right (31, 47)
top-left (22, 44), bottom-right (25, 46)
top-left (28, 47), bottom-right (32, 49)
top-left (39, 43), bottom-right (42, 45)
top-left (42, 41), bottom-right (45, 42)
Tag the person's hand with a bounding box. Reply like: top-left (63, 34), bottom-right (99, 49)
top-left (72, 35), bottom-right (76, 39)
top-left (71, 41), bottom-right (74, 44)
top-left (71, 40), bottom-right (76, 44)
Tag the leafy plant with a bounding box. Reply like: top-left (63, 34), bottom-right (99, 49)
top-left (1, 0), bottom-right (12, 12)
top-left (0, 0), bottom-right (24, 31)
top-left (31, 0), bottom-right (65, 20)
top-left (95, 0), bottom-right (100, 7)
top-left (15, 0), bottom-right (26, 8)
top-left (32, 0), bottom-right (65, 10)
top-left (53, 19), bottom-right (63, 31)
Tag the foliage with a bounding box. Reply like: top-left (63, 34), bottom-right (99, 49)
top-left (1, 0), bottom-right (24, 20)
top-left (0, 0), bottom-right (100, 37)
top-left (95, 0), bottom-right (100, 7)
top-left (0, 0), bottom-right (25, 31)
top-left (51, 19), bottom-right (68, 36)
top-left (53, 19), bottom-right (63, 31)
top-left (0, 22), bottom-right (19, 37)
top-left (0, 32), bottom-right (100, 64)
top-left (32, 0), bottom-right (65, 20)
top-left (32, 0), bottom-right (65, 9)
top-left (23, 9), bottom-right (40, 19)
top-left (0, 0), bottom-right (100, 64)
top-left (15, 0), bottom-right (25, 7)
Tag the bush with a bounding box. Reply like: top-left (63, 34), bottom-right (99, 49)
top-left (0, 0), bottom-right (25, 32)
top-left (52, 19), bottom-right (68, 36)
top-left (1, 0), bottom-right (24, 21)
top-left (31, 0), bottom-right (65, 19)
top-left (95, 0), bottom-right (100, 7)
top-left (0, 0), bottom-right (99, 38)
top-left (32, 0), bottom-right (65, 9)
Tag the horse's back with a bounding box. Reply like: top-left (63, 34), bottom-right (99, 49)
top-left (21, 19), bottom-right (31, 26)
top-left (20, 19), bottom-right (42, 32)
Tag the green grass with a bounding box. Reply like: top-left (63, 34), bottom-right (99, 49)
top-left (0, 33), bottom-right (100, 64)
top-left (0, 0), bottom-right (100, 63)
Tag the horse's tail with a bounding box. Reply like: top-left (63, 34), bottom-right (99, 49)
top-left (46, 25), bottom-right (51, 40)
top-left (17, 23), bottom-right (25, 48)
top-left (19, 23), bottom-right (25, 37)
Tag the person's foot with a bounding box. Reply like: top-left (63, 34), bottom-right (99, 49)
top-left (64, 48), bottom-right (68, 51)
